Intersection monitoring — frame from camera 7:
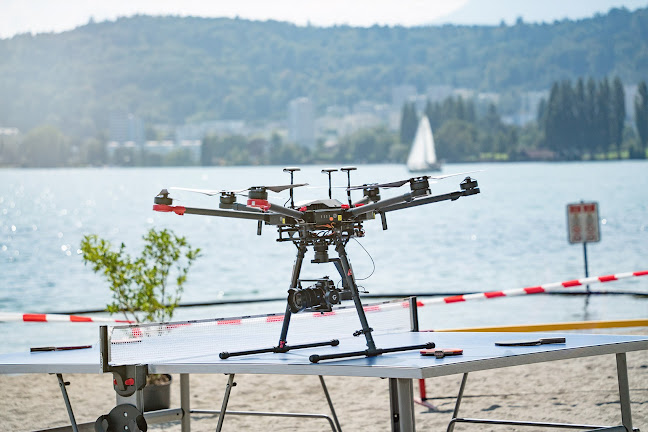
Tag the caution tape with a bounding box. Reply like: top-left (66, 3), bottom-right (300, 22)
top-left (1, 270), bottom-right (645, 325)
top-left (418, 270), bottom-right (648, 306)
top-left (0, 312), bottom-right (133, 324)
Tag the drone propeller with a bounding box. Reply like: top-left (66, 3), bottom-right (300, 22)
top-left (347, 171), bottom-right (482, 190)
top-left (264, 183), bottom-right (309, 193)
top-left (170, 183), bottom-right (308, 196)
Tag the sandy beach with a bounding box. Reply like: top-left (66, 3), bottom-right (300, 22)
top-left (1, 329), bottom-right (647, 431)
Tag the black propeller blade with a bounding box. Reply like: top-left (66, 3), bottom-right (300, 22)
top-left (170, 183), bottom-right (308, 196)
top-left (347, 171), bottom-right (481, 190)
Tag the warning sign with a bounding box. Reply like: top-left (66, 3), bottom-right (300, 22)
top-left (567, 202), bottom-right (600, 244)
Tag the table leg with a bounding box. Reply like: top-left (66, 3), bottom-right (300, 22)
top-left (216, 374), bottom-right (236, 432)
top-left (389, 378), bottom-right (415, 432)
top-left (116, 388), bottom-right (144, 412)
top-left (319, 376), bottom-right (342, 432)
top-left (181, 374), bottom-right (191, 432)
top-left (447, 373), bottom-right (468, 432)
top-left (615, 353), bottom-right (633, 431)
top-left (56, 374), bottom-right (79, 432)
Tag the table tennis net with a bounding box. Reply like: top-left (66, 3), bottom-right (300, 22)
top-left (108, 298), bottom-right (416, 365)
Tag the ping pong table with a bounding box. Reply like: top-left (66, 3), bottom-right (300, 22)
top-left (0, 328), bottom-right (646, 431)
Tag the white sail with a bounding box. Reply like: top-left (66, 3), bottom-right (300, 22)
top-left (406, 116), bottom-right (441, 172)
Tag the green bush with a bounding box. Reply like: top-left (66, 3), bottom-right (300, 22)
top-left (80, 228), bottom-right (201, 323)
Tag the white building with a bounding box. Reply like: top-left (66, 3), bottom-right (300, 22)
top-left (288, 97), bottom-right (315, 148)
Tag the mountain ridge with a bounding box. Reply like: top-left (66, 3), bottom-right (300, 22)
top-left (0, 7), bottom-right (646, 137)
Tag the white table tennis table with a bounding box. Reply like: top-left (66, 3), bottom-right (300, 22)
top-left (0, 329), bottom-right (646, 432)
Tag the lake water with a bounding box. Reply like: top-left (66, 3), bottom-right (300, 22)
top-left (1, 162), bottom-right (647, 353)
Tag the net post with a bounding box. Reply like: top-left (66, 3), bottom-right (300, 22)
top-left (409, 296), bottom-right (419, 332)
top-left (100, 325), bottom-right (109, 372)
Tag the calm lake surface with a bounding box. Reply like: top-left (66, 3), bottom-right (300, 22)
top-left (1, 162), bottom-right (647, 353)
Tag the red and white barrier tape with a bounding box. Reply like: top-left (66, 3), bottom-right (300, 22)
top-left (182, 270), bottom-right (648, 328)
top-left (0, 312), bottom-right (133, 324)
top-left (419, 270), bottom-right (648, 306)
top-left (3, 271), bottom-right (646, 326)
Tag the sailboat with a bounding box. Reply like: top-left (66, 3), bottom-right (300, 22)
top-left (406, 115), bottom-right (441, 172)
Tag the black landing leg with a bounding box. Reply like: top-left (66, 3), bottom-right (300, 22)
top-left (219, 243), bottom-right (339, 360)
top-left (309, 238), bottom-right (434, 363)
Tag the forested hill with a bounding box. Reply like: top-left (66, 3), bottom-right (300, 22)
top-left (0, 7), bottom-right (646, 137)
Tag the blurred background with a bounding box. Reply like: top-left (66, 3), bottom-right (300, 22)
top-left (1, 0), bottom-right (646, 352)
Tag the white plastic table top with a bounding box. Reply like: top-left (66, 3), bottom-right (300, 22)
top-left (1, 332), bottom-right (647, 378)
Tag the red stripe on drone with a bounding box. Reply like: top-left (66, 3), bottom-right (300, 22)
top-left (152, 204), bottom-right (186, 215)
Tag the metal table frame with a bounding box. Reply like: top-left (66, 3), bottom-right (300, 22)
top-left (1, 332), bottom-right (646, 432)
top-left (446, 353), bottom-right (637, 431)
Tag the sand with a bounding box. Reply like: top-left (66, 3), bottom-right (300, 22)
top-left (1, 330), bottom-right (647, 431)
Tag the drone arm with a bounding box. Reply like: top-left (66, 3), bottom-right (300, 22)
top-left (267, 203), bottom-right (304, 220)
top-left (221, 202), bottom-right (264, 212)
top-left (348, 191), bottom-right (414, 218)
top-left (352, 195), bottom-right (373, 206)
top-left (154, 204), bottom-right (271, 222)
top-left (381, 184), bottom-right (480, 213)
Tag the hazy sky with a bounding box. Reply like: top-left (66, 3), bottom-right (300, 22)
top-left (1, 0), bottom-right (646, 39)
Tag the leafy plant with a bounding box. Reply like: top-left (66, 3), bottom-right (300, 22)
top-left (80, 228), bottom-right (201, 323)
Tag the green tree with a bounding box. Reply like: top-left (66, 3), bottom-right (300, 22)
top-left (610, 77), bottom-right (626, 158)
top-left (597, 78), bottom-right (612, 158)
top-left (201, 134), bottom-right (249, 166)
top-left (21, 125), bottom-right (70, 167)
top-left (584, 78), bottom-right (599, 158)
top-left (635, 81), bottom-right (648, 158)
top-left (435, 119), bottom-right (478, 162)
top-left (80, 228), bottom-right (201, 323)
top-left (574, 78), bottom-right (587, 157)
top-left (399, 102), bottom-right (418, 145)
top-left (424, 100), bottom-right (441, 130)
top-left (544, 82), bottom-right (565, 158)
top-left (336, 126), bottom-right (397, 163)
top-left (81, 137), bottom-right (108, 166)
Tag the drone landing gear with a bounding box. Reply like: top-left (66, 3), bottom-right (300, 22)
top-left (219, 339), bottom-right (339, 359)
top-left (218, 235), bottom-right (434, 363)
top-left (309, 342), bottom-right (435, 363)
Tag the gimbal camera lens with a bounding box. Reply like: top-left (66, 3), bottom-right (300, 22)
top-left (287, 278), bottom-right (342, 313)
top-left (287, 288), bottom-right (318, 313)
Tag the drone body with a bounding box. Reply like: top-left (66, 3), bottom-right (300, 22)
top-left (153, 167), bottom-right (480, 362)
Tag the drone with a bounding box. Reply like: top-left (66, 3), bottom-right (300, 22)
top-left (153, 167), bottom-right (480, 363)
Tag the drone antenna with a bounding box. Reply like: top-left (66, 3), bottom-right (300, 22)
top-left (341, 167), bottom-right (357, 206)
top-left (321, 168), bottom-right (338, 199)
top-left (283, 167), bottom-right (300, 208)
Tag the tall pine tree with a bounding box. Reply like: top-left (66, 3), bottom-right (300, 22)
top-left (574, 78), bottom-right (587, 157)
top-left (544, 82), bottom-right (563, 157)
top-left (597, 78), bottom-right (612, 158)
top-left (584, 78), bottom-right (599, 158)
top-left (610, 77), bottom-right (626, 158)
top-left (635, 81), bottom-right (648, 158)
top-left (399, 102), bottom-right (418, 145)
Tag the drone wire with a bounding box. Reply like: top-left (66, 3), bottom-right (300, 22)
top-left (351, 237), bottom-right (375, 281)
